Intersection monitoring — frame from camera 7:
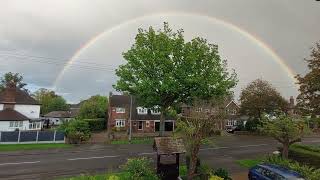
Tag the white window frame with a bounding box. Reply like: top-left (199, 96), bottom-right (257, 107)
top-left (137, 107), bottom-right (148, 115)
top-left (138, 121), bottom-right (143, 130)
top-left (151, 108), bottom-right (160, 115)
top-left (9, 121), bottom-right (14, 127)
top-left (116, 107), bottom-right (126, 113)
top-left (195, 108), bottom-right (202, 112)
top-left (115, 119), bottom-right (125, 127)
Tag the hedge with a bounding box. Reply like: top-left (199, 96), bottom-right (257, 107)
top-left (289, 144), bottom-right (320, 168)
top-left (83, 118), bottom-right (106, 132)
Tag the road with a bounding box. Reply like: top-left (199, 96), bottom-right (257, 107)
top-left (0, 135), bottom-right (319, 180)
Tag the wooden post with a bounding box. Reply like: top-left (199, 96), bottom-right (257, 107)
top-left (176, 153), bottom-right (180, 171)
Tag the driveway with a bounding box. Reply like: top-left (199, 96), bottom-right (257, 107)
top-left (0, 135), bottom-right (318, 180)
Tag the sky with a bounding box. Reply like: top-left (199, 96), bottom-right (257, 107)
top-left (0, 0), bottom-right (319, 103)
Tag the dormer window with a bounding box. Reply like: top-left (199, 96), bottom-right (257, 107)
top-left (151, 107), bottom-right (160, 115)
top-left (116, 107), bottom-right (125, 113)
top-left (137, 107), bottom-right (148, 114)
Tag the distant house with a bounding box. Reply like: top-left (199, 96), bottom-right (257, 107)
top-left (43, 110), bottom-right (78, 126)
top-left (0, 85), bottom-right (42, 131)
top-left (108, 95), bottom-right (175, 133)
top-left (181, 99), bottom-right (241, 129)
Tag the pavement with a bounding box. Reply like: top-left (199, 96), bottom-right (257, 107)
top-left (0, 135), bottom-right (319, 180)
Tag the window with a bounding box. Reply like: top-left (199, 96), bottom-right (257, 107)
top-left (151, 107), bottom-right (160, 114)
top-left (138, 121), bottom-right (143, 130)
top-left (195, 108), bottom-right (202, 112)
top-left (146, 121), bottom-right (150, 128)
top-left (10, 121), bottom-right (22, 128)
top-left (14, 121), bottom-right (19, 127)
top-left (137, 107), bottom-right (148, 114)
top-left (29, 122), bottom-right (40, 129)
top-left (9, 122), bottom-right (14, 127)
top-left (231, 109), bottom-right (237, 115)
top-left (116, 107), bottom-right (125, 113)
top-left (19, 121), bottom-right (23, 127)
top-left (115, 119), bottom-right (125, 127)
top-left (227, 120), bottom-right (232, 126)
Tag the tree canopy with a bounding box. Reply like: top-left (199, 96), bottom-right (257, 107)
top-left (78, 95), bottom-right (108, 119)
top-left (0, 72), bottom-right (27, 91)
top-left (33, 88), bottom-right (69, 115)
top-left (114, 22), bottom-right (237, 136)
top-left (296, 42), bottom-right (320, 117)
top-left (260, 115), bottom-right (306, 158)
top-left (239, 79), bottom-right (289, 120)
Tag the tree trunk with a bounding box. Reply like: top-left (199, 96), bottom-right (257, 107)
top-left (159, 111), bottom-right (165, 137)
top-left (188, 143), bottom-right (200, 180)
top-left (282, 142), bottom-right (289, 159)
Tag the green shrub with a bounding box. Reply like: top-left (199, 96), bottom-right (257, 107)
top-left (121, 157), bottom-right (159, 180)
top-left (83, 118), bottom-right (106, 132)
top-left (58, 120), bottom-right (91, 144)
top-left (209, 175), bottom-right (224, 180)
top-left (213, 168), bottom-right (232, 180)
top-left (289, 144), bottom-right (320, 168)
top-left (245, 120), bottom-right (261, 132)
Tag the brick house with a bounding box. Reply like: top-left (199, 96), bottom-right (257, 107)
top-left (181, 99), bottom-right (241, 130)
top-left (107, 94), bottom-right (175, 133)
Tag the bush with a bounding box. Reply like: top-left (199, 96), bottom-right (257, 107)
top-left (58, 120), bottom-right (91, 144)
top-left (245, 120), bottom-right (261, 132)
top-left (265, 155), bottom-right (320, 180)
top-left (121, 157), bottom-right (159, 180)
top-left (213, 168), bottom-right (232, 180)
top-left (289, 144), bottom-right (320, 168)
top-left (83, 118), bottom-right (106, 132)
top-left (209, 175), bottom-right (224, 180)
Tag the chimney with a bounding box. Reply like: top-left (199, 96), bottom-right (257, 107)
top-left (289, 96), bottom-right (294, 107)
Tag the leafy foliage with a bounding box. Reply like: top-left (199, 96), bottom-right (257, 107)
top-left (121, 157), bottom-right (159, 180)
top-left (239, 79), bottom-right (288, 120)
top-left (260, 115), bottom-right (306, 158)
top-left (265, 155), bottom-right (320, 180)
top-left (82, 119), bottom-right (106, 132)
top-left (33, 88), bottom-right (69, 115)
top-left (289, 144), bottom-right (320, 168)
top-left (58, 120), bottom-right (91, 144)
top-left (114, 22), bottom-right (237, 135)
top-left (213, 168), bottom-right (232, 180)
top-left (0, 72), bottom-right (27, 91)
top-left (296, 42), bottom-right (320, 116)
top-left (78, 95), bottom-right (108, 119)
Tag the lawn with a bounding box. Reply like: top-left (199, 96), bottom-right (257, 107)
top-left (111, 137), bottom-right (153, 145)
top-left (236, 158), bottom-right (263, 168)
top-left (0, 143), bottom-right (72, 152)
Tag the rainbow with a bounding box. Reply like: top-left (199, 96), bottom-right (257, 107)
top-left (53, 12), bottom-right (297, 88)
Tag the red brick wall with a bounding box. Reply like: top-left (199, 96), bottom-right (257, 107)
top-left (108, 107), bottom-right (129, 130)
top-left (132, 120), bottom-right (155, 133)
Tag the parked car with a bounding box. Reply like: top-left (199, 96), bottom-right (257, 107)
top-left (248, 164), bottom-right (305, 180)
top-left (226, 126), bottom-right (240, 133)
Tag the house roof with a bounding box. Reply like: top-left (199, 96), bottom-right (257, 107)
top-left (109, 95), bottom-right (175, 120)
top-left (44, 110), bottom-right (77, 118)
top-left (0, 109), bottom-right (29, 121)
top-left (0, 87), bottom-right (39, 105)
top-left (153, 137), bottom-right (186, 155)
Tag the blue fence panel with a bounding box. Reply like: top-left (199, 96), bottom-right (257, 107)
top-left (1, 131), bottom-right (19, 142)
top-left (55, 131), bottom-right (65, 141)
top-left (20, 131), bottom-right (37, 142)
top-left (38, 131), bottom-right (54, 141)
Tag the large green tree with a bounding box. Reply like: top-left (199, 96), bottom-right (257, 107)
top-left (239, 79), bottom-right (289, 120)
top-left (114, 23), bottom-right (237, 136)
top-left (78, 95), bottom-right (108, 119)
top-left (296, 42), bottom-right (320, 117)
top-left (260, 115), bottom-right (306, 158)
top-left (33, 88), bottom-right (69, 115)
top-left (0, 72), bottom-right (27, 91)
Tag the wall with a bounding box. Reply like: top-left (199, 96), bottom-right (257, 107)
top-left (14, 105), bottom-right (40, 119)
top-left (0, 104), bottom-right (3, 111)
top-left (0, 121), bottom-right (29, 131)
top-left (108, 107), bottom-right (129, 130)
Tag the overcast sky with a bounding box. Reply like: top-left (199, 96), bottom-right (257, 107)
top-left (0, 0), bottom-right (319, 103)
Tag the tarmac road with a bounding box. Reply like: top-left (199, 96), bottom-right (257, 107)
top-left (0, 135), bottom-right (319, 180)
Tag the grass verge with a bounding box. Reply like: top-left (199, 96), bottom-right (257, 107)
top-left (236, 158), bottom-right (263, 168)
top-left (0, 143), bottom-right (72, 152)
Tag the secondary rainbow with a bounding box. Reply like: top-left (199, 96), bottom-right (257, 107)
top-left (53, 12), bottom-right (297, 88)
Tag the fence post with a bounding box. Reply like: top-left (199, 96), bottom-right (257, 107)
top-left (36, 131), bottom-right (39, 143)
top-left (18, 131), bottom-right (21, 143)
top-left (53, 130), bottom-right (56, 142)
top-left (0, 132), bottom-right (1, 142)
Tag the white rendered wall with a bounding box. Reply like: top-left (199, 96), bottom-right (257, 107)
top-left (0, 120), bottom-right (29, 131)
top-left (14, 105), bottom-right (40, 119)
top-left (0, 104), bottom-right (3, 111)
